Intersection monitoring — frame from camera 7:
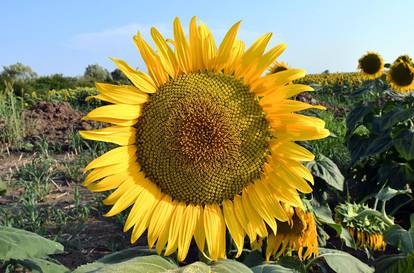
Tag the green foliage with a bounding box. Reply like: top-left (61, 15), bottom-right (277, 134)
top-left (374, 253), bottom-right (414, 273)
top-left (84, 64), bottom-right (111, 82)
top-left (384, 214), bottom-right (414, 254)
top-left (346, 87), bottom-right (414, 193)
top-left (306, 153), bottom-right (344, 191)
top-left (311, 248), bottom-right (374, 273)
top-left (0, 226), bottom-right (69, 273)
top-left (0, 81), bottom-right (25, 146)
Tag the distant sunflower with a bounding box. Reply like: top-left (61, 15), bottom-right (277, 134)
top-left (268, 61), bottom-right (289, 74)
top-left (387, 58), bottom-right (414, 93)
top-left (335, 203), bottom-right (387, 251)
top-left (80, 17), bottom-right (329, 261)
top-left (358, 52), bottom-right (384, 79)
top-left (265, 206), bottom-right (318, 261)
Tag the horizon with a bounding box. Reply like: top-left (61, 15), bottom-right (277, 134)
top-left (1, 1), bottom-right (413, 76)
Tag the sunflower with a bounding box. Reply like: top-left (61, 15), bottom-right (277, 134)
top-left (387, 58), bottom-right (414, 93)
top-left (264, 206), bottom-right (318, 261)
top-left (268, 61), bottom-right (289, 74)
top-left (335, 203), bottom-right (387, 251)
top-left (80, 17), bottom-right (329, 261)
top-left (358, 52), bottom-right (384, 79)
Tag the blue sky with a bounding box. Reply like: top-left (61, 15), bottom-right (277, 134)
top-left (1, 0), bottom-right (413, 76)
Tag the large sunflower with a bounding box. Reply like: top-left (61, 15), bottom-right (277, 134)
top-left (80, 17), bottom-right (329, 261)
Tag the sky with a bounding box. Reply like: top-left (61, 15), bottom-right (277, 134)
top-left (1, 0), bottom-right (413, 76)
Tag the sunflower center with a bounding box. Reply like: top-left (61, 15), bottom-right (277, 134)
top-left (360, 54), bottom-right (382, 75)
top-left (390, 62), bottom-right (414, 87)
top-left (135, 72), bottom-right (271, 205)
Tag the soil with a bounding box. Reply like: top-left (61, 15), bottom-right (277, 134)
top-left (22, 102), bottom-right (95, 148)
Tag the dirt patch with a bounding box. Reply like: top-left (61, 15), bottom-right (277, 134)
top-left (22, 102), bottom-right (95, 147)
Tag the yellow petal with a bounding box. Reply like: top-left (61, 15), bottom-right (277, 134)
top-left (245, 184), bottom-right (277, 233)
top-left (194, 211), bottom-right (206, 255)
top-left (245, 43), bottom-right (287, 84)
top-left (103, 176), bottom-right (138, 205)
top-left (151, 27), bottom-right (178, 77)
top-left (198, 22), bottom-right (217, 70)
top-left (189, 16), bottom-right (203, 71)
top-left (83, 104), bottom-right (142, 123)
top-left (87, 172), bottom-right (130, 192)
top-left (80, 126), bottom-right (137, 145)
top-left (83, 161), bottom-right (134, 186)
top-left (235, 33), bottom-right (272, 79)
top-left (83, 145), bottom-right (137, 173)
top-left (203, 204), bottom-right (226, 260)
top-left (147, 195), bottom-right (175, 249)
top-left (251, 69), bottom-right (306, 95)
top-left (134, 32), bottom-right (169, 86)
top-left (241, 188), bottom-right (268, 239)
top-left (128, 184), bottom-right (162, 243)
top-left (111, 58), bottom-right (156, 93)
top-left (93, 83), bottom-right (148, 105)
top-left (165, 202), bottom-right (186, 256)
top-left (233, 195), bottom-right (255, 241)
top-left (261, 99), bottom-right (326, 114)
top-left (173, 17), bottom-right (192, 73)
top-left (223, 200), bottom-right (245, 257)
top-left (105, 185), bottom-right (140, 216)
top-left (177, 204), bottom-right (201, 261)
top-left (215, 21), bottom-right (241, 71)
top-left (271, 140), bottom-right (315, 162)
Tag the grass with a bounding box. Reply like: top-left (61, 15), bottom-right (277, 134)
top-left (0, 81), bottom-right (25, 147)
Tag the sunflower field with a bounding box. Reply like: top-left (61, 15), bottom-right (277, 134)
top-left (1, 17), bottom-right (414, 273)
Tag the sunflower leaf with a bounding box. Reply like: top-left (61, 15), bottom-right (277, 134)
top-left (211, 259), bottom-right (253, 273)
top-left (250, 264), bottom-right (297, 273)
top-left (73, 252), bottom-right (177, 273)
top-left (0, 226), bottom-right (64, 260)
top-left (316, 248), bottom-right (374, 273)
top-left (18, 258), bottom-right (70, 273)
top-left (374, 253), bottom-right (414, 273)
top-left (306, 154), bottom-right (344, 191)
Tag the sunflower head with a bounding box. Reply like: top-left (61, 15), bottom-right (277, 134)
top-left (80, 16), bottom-right (329, 262)
top-left (268, 61), bottom-right (289, 74)
top-left (395, 54), bottom-right (413, 65)
top-left (335, 202), bottom-right (387, 251)
top-left (265, 207), bottom-right (318, 261)
top-left (358, 52), bottom-right (384, 79)
top-left (387, 57), bottom-right (414, 93)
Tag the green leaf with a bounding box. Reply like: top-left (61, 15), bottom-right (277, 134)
top-left (19, 258), bottom-right (70, 273)
top-left (0, 226), bottom-right (64, 260)
top-left (374, 253), bottom-right (414, 273)
top-left (306, 154), bottom-right (344, 191)
top-left (376, 187), bottom-right (412, 202)
top-left (378, 162), bottom-right (414, 190)
top-left (74, 255), bottom-right (177, 273)
top-left (312, 203), bottom-right (356, 248)
top-left (212, 259), bottom-right (253, 273)
top-left (278, 256), bottom-right (306, 273)
top-left (384, 223), bottom-right (414, 255)
top-left (346, 104), bottom-right (372, 135)
top-left (393, 129), bottom-right (414, 161)
top-left (379, 107), bottom-right (414, 132)
top-left (250, 264), bottom-right (297, 273)
top-left (316, 248), bottom-right (374, 273)
top-left (169, 262), bottom-right (210, 273)
top-left (363, 134), bottom-right (393, 159)
top-left (0, 181), bottom-right (6, 195)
